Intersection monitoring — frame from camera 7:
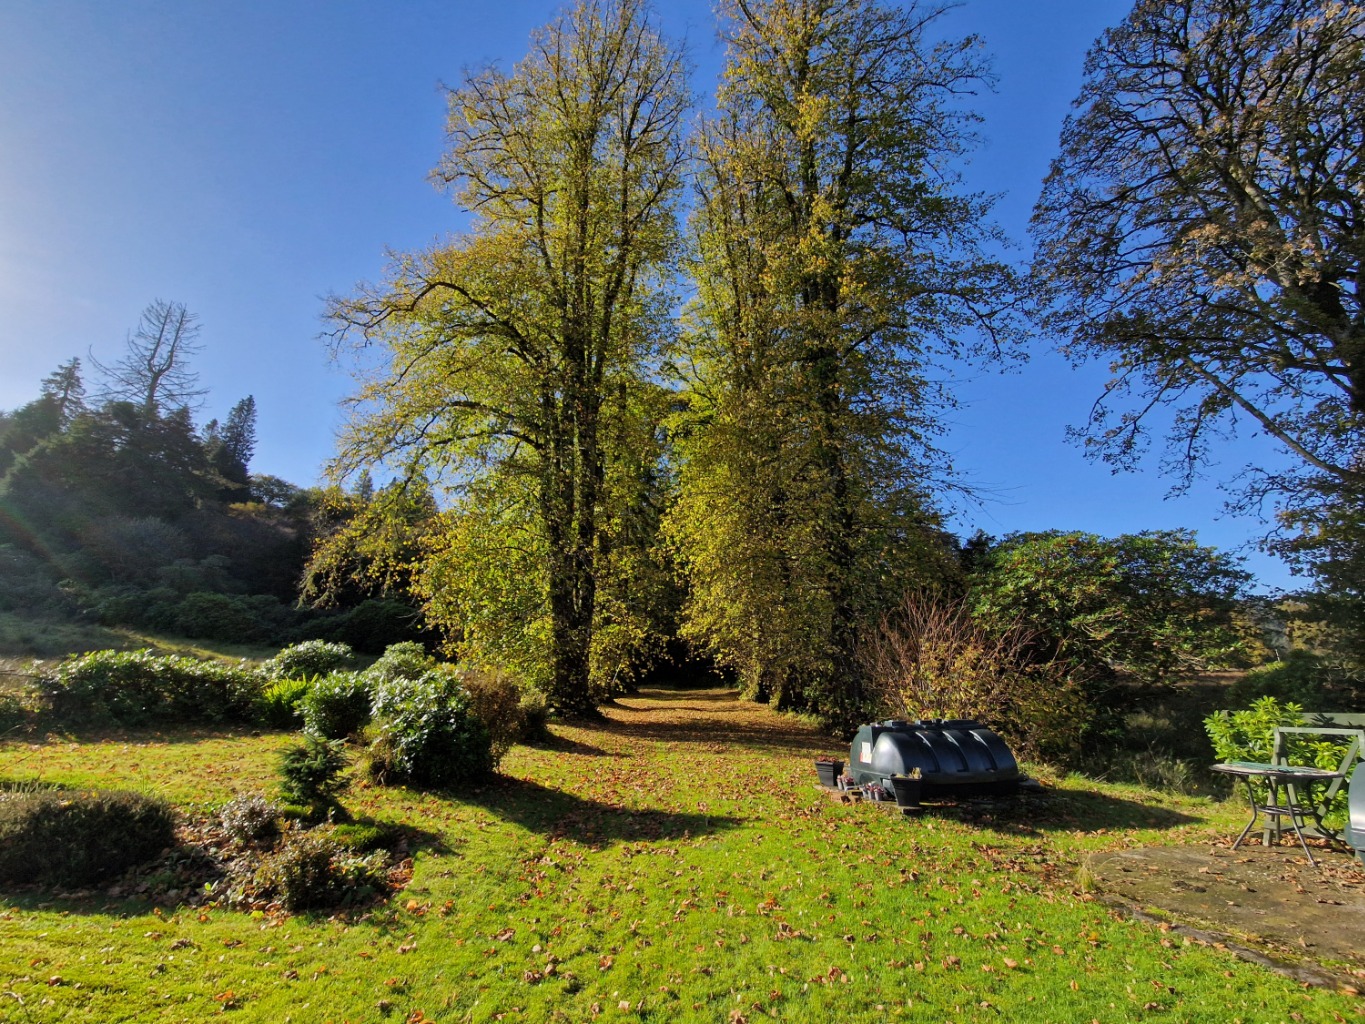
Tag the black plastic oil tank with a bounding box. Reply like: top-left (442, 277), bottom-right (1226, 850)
top-left (849, 719), bottom-right (1020, 796)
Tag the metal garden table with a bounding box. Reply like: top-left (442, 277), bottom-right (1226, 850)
top-left (1211, 761), bottom-right (1347, 867)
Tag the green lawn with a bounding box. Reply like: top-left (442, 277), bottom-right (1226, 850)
top-left (0, 688), bottom-right (1357, 1023)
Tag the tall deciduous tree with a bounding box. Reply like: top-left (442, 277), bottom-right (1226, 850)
top-left (91, 300), bottom-right (207, 416)
top-left (666, 0), bottom-right (1017, 723)
top-left (1032, 0), bottom-right (1365, 588)
top-left (326, 0), bottom-right (688, 714)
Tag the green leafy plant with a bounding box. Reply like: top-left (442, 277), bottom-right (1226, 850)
top-left (366, 670), bottom-right (491, 788)
top-left (276, 735), bottom-right (350, 815)
top-left (1204, 696), bottom-right (1303, 766)
top-left (1203, 696), bottom-right (1351, 818)
top-left (362, 641), bottom-right (433, 686)
top-left (299, 671), bottom-right (372, 741)
top-left (0, 786), bottom-right (177, 886)
top-left (263, 640), bottom-right (354, 681)
top-left (37, 648), bottom-right (264, 725)
top-left (256, 676), bottom-right (313, 730)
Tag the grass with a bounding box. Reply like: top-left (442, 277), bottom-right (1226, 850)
top-left (0, 609), bottom-right (284, 665)
top-left (1, 687), bottom-right (1361, 1023)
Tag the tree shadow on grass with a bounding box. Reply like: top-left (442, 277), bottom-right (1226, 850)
top-left (593, 689), bottom-right (834, 758)
top-left (923, 786), bottom-right (1200, 838)
top-left (461, 774), bottom-right (740, 850)
top-left (522, 732), bottom-right (620, 758)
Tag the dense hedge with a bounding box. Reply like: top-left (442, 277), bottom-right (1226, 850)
top-left (37, 649), bottom-right (264, 725)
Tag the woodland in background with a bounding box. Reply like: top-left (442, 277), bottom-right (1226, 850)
top-left (0, 303), bottom-right (424, 655)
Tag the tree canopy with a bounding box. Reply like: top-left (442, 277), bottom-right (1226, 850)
top-left (1034, 0), bottom-right (1364, 486)
top-left (325, 0), bottom-right (689, 714)
top-left (663, 0), bottom-right (1019, 724)
top-left (1032, 0), bottom-right (1365, 665)
top-left (967, 529), bottom-right (1253, 689)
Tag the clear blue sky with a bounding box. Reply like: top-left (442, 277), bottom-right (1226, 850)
top-left (0, 0), bottom-right (1302, 591)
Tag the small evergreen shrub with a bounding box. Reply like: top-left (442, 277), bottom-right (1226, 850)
top-left (276, 736), bottom-right (350, 814)
top-left (37, 649), bottom-right (264, 725)
top-left (367, 671), bottom-right (492, 788)
top-left (264, 640), bottom-right (354, 681)
top-left (256, 676), bottom-right (313, 730)
top-left (299, 671), bottom-right (372, 740)
top-left (219, 793), bottom-right (281, 845)
top-left (460, 667), bottom-right (524, 767)
top-left (0, 787), bottom-right (177, 886)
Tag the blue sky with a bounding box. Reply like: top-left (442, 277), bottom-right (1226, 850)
top-left (0, 0), bottom-right (1302, 590)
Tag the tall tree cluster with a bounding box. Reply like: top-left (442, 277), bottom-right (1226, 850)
top-left (326, 0), bottom-right (689, 714)
top-left (328, 0), bottom-right (1351, 720)
top-left (0, 304), bottom-right (340, 646)
top-left (325, 0), bottom-right (1021, 719)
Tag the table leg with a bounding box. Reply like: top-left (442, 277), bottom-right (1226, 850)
top-left (1231, 776), bottom-right (1262, 851)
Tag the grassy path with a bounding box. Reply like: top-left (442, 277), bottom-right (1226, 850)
top-left (1, 687), bottom-right (1360, 1022)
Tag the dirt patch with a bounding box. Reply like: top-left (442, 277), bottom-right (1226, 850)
top-left (1087, 841), bottom-right (1365, 985)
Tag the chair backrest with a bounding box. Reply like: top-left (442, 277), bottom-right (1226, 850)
top-left (1302, 712), bottom-right (1365, 730)
top-left (1272, 724), bottom-right (1365, 808)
